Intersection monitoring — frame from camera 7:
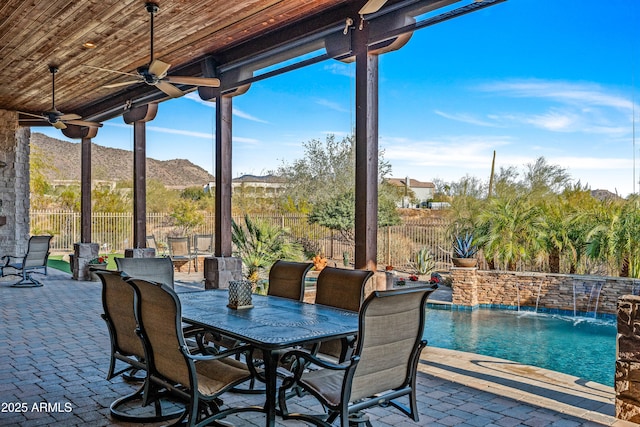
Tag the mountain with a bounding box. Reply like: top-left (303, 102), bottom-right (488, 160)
top-left (30, 132), bottom-right (214, 189)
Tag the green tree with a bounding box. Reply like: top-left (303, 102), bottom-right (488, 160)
top-left (92, 186), bottom-right (130, 212)
top-left (308, 190), bottom-right (401, 243)
top-left (170, 199), bottom-right (205, 235)
top-left (275, 134), bottom-right (394, 207)
top-left (29, 145), bottom-right (57, 209)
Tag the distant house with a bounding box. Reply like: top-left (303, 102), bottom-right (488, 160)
top-left (204, 174), bottom-right (286, 197)
top-left (388, 177), bottom-right (435, 208)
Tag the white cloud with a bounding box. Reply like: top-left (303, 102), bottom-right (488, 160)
top-left (316, 98), bottom-right (349, 113)
top-left (434, 110), bottom-right (499, 127)
top-left (183, 92), bottom-right (268, 123)
top-left (476, 79), bottom-right (635, 111)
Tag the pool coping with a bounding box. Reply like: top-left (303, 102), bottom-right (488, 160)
top-left (419, 347), bottom-right (635, 426)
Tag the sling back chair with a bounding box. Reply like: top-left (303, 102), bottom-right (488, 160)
top-left (167, 236), bottom-right (197, 273)
top-left (267, 259), bottom-right (313, 301)
top-left (278, 285), bottom-right (437, 427)
top-left (1, 235), bottom-right (52, 287)
top-left (115, 256), bottom-right (175, 289)
top-left (97, 270), bottom-right (183, 422)
top-left (312, 267), bottom-right (374, 362)
top-left (128, 277), bottom-right (257, 426)
top-left (193, 234), bottom-right (214, 265)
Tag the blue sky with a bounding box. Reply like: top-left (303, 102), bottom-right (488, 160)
top-left (41, 0), bottom-right (640, 197)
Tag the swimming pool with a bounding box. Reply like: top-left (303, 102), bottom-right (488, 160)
top-left (423, 307), bottom-right (617, 386)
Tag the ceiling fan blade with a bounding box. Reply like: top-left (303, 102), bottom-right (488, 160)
top-left (156, 80), bottom-right (184, 98)
top-left (65, 119), bottom-right (103, 128)
top-left (19, 111), bottom-right (45, 119)
top-left (83, 65), bottom-right (138, 77)
top-left (149, 59), bottom-right (171, 78)
top-left (59, 113), bottom-right (82, 121)
top-left (52, 121), bottom-right (67, 130)
top-left (103, 80), bottom-right (141, 89)
top-left (359, 0), bottom-right (388, 14)
top-left (164, 76), bottom-right (220, 87)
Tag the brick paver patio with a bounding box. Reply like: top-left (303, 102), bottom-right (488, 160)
top-left (0, 268), bottom-right (636, 426)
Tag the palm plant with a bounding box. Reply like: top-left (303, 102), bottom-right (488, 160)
top-left (231, 214), bottom-right (304, 283)
top-left (477, 196), bottom-right (545, 271)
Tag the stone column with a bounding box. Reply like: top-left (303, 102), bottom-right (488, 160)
top-left (616, 295), bottom-right (640, 422)
top-left (204, 257), bottom-right (242, 289)
top-left (451, 267), bottom-right (479, 308)
top-left (72, 243), bottom-right (99, 281)
top-left (0, 110), bottom-right (30, 255)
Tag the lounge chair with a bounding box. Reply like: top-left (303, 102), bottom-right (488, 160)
top-left (1, 235), bottom-right (52, 287)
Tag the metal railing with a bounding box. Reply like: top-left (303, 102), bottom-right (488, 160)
top-left (30, 210), bottom-right (451, 271)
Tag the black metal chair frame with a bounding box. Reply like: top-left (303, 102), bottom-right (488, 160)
top-left (1, 235), bottom-right (52, 287)
top-left (97, 270), bottom-right (184, 423)
top-left (278, 286), bottom-right (437, 427)
top-left (128, 277), bottom-right (259, 426)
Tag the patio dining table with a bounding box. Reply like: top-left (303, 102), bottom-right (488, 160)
top-left (178, 289), bottom-right (359, 427)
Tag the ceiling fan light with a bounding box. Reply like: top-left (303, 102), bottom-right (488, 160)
top-left (82, 41), bottom-right (97, 49)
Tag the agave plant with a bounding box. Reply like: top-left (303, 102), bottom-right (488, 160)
top-left (453, 232), bottom-right (478, 259)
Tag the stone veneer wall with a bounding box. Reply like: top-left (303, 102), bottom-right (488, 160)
top-left (0, 109), bottom-right (30, 255)
top-left (451, 267), bottom-right (640, 316)
top-left (616, 296), bottom-right (640, 422)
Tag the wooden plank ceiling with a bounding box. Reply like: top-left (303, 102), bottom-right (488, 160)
top-left (0, 0), bottom-right (363, 126)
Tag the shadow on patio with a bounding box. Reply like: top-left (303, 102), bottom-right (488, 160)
top-left (0, 269), bottom-right (632, 427)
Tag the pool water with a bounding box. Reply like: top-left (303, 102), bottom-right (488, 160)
top-left (423, 308), bottom-right (617, 386)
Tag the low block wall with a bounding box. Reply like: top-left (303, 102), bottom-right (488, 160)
top-left (451, 268), bottom-right (640, 316)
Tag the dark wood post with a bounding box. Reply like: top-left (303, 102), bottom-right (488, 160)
top-left (353, 20), bottom-right (379, 271)
top-left (123, 104), bottom-right (158, 248)
top-left (215, 95), bottom-right (233, 257)
top-left (62, 124), bottom-right (99, 243)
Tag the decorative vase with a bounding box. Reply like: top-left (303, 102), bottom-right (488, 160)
top-left (452, 257), bottom-right (477, 268)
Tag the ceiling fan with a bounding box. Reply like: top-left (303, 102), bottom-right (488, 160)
top-left (87, 2), bottom-right (220, 98)
top-left (19, 66), bottom-right (102, 130)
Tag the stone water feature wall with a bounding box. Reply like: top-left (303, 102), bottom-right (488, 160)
top-left (0, 109), bottom-right (30, 255)
top-left (616, 296), bottom-right (640, 422)
top-left (451, 267), bottom-right (640, 316)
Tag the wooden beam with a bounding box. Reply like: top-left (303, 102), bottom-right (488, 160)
top-left (353, 21), bottom-right (379, 272)
top-left (123, 104), bottom-right (158, 249)
top-left (215, 94), bottom-right (233, 257)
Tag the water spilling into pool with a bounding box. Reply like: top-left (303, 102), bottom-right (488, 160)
top-left (424, 308), bottom-right (616, 386)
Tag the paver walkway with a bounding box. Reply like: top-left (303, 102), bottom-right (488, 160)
top-left (0, 268), bottom-right (636, 426)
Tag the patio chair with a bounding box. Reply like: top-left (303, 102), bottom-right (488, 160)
top-left (267, 260), bottom-right (313, 301)
top-left (312, 267), bottom-right (374, 362)
top-left (1, 235), bottom-right (52, 287)
top-left (167, 236), bottom-right (197, 273)
top-left (193, 234), bottom-right (214, 271)
top-left (146, 234), bottom-right (166, 256)
top-left (97, 269), bottom-right (183, 422)
top-left (128, 277), bottom-right (256, 426)
top-left (115, 256), bottom-right (174, 289)
top-left (278, 285), bottom-right (438, 427)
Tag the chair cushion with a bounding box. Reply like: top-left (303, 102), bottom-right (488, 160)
top-left (299, 367), bottom-right (345, 407)
top-left (195, 357), bottom-right (252, 396)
